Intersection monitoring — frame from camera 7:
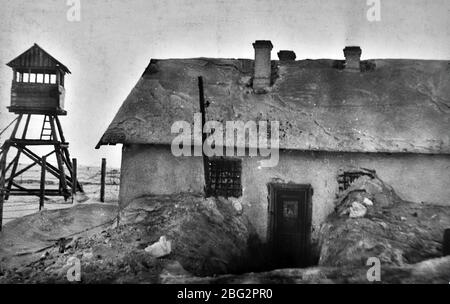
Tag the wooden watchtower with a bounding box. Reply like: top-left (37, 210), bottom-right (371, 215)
top-left (0, 44), bottom-right (83, 229)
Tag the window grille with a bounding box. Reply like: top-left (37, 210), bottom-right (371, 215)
top-left (337, 169), bottom-right (376, 192)
top-left (206, 157), bottom-right (242, 198)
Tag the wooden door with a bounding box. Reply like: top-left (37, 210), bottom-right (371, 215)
top-left (268, 183), bottom-right (312, 268)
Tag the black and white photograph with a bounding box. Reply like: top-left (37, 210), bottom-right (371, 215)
top-left (0, 0), bottom-right (449, 290)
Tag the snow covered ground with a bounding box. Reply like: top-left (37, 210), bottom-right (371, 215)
top-left (2, 164), bottom-right (120, 224)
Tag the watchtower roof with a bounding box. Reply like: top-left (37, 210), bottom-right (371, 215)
top-left (6, 43), bottom-right (71, 74)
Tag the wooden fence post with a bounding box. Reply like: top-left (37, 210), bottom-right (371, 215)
top-left (71, 158), bottom-right (77, 200)
top-left (100, 158), bottom-right (106, 202)
top-left (39, 156), bottom-right (46, 211)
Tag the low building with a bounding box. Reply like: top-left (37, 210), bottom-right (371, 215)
top-left (97, 41), bottom-right (450, 266)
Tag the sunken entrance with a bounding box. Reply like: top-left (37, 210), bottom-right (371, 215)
top-left (267, 183), bottom-right (313, 269)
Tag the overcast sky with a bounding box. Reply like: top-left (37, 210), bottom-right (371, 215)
top-left (0, 0), bottom-right (449, 167)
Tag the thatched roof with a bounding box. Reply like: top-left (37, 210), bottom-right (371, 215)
top-left (97, 57), bottom-right (450, 154)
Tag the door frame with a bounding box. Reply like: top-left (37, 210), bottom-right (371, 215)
top-left (267, 183), bottom-right (313, 266)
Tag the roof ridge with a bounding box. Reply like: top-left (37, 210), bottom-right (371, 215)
top-left (6, 43), bottom-right (71, 74)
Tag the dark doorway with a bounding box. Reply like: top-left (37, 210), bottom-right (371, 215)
top-left (267, 183), bottom-right (313, 268)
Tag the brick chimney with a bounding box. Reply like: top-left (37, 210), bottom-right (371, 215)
top-left (253, 40), bottom-right (273, 91)
top-left (278, 50), bottom-right (296, 61)
top-left (343, 46), bottom-right (362, 72)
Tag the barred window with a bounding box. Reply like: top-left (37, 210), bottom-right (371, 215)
top-left (337, 169), bottom-right (376, 192)
top-left (206, 158), bottom-right (242, 198)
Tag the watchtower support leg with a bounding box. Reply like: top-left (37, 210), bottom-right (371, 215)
top-left (0, 115), bottom-right (23, 230)
top-left (49, 116), bottom-right (69, 199)
top-left (55, 116), bottom-right (83, 193)
top-left (5, 114), bottom-right (31, 200)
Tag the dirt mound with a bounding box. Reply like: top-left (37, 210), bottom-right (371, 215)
top-left (318, 173), bottom-right (450, 267)
top-left (0, 203), bottom-right (118, 267)
top-left (0, 193), bottom-right (262, 283)
top-left (119, 194), bottom-right (263, 276)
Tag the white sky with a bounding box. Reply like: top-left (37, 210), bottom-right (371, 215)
top-left (0, 0), bottom-right (449, 167)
